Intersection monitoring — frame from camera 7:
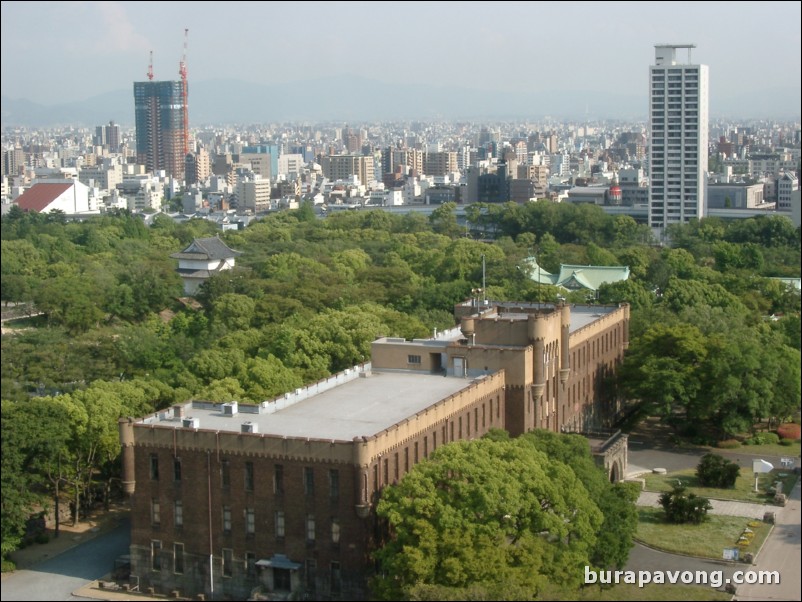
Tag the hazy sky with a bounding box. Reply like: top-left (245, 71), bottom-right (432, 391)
top-left (2, 0), bottom-right (800, 111)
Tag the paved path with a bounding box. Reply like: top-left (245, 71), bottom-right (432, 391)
top-left (734, 478), bottom-right (801, 602)
top-left (637, 490), bottom-right (777, 520)
top-left (0, 519), bottom-right (130, 602)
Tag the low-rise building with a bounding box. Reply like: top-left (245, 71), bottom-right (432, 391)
top-left (170, 237), bottom-right (242, 295)
top-left (120, 300), bottom-right (629, 600)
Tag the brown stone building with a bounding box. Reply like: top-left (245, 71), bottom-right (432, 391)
top-left (119, 301), bottom-right (628, 600)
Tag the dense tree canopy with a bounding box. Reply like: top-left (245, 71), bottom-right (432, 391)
top-left (1, 203), bottom-right (799, 563)
top-left (373, 430), bottom-right (638, 600)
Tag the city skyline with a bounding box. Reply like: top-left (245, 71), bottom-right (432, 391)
top-left (1, 1), bottom-right (800, 121)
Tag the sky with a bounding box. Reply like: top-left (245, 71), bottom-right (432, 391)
top-left (2, 0), bottom-right (800, 115)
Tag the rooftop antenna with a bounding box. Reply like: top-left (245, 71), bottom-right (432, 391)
top-left (147, 50), bottom-right (154, 80)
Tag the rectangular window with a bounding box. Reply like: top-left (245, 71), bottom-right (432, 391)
top-left (174, 543), bottom-right (184, 574)
top-left (223, 506), bottom-right (231, 534)
top-left (330, 561), bottom-right (341, 595)
top-left (246, 508), bottom-right (255, 536)
top-left (274, 464), bottom-right (284, 495)
top-left (150, 454), bottom-right (159, 480)
top-left (423, 436), bottom-right (428, 458)
top-left (151, 499), bottom-right (160, 526)
top-left (245, 461), bottom-right (254, 492)
top-left (414, 442), bottom-right (419, 463)
top-left (329, 469), bottom-right (339, 502)
top-left (222, 548), bottom-right (233, 578)
top-left (151, 540), bottom-right (162, 571)
top-left (306, 559), bottom-right (317, 591)
top-left (174, 500), bottom-right (183, 528)
top-left (246, 552), bottom-right (257, 579)
top-left (407, 354), bottom-right (421, 364)
top-left (304, 467), bottom-right (314, 496)
top-left (383, 458), bottom-right (388, 485)
top-left (173, 458), bottom-right (182, 482)
top-left (331, 518), bottom-right (340, 544)
top-left (221, 459), bottom-right (230, 489)
top-left (306, 514), bottom-right (316, 543)
top-left (275, 511), bottom-right (285, 538)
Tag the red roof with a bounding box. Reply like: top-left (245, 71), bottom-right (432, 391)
top-left (15, 183), bottom-right (73, 213)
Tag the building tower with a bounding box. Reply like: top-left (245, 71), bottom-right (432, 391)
top-left (134, 50), bottom-right (187, 180)
top-left (648, 44), bottom-right (708, 231)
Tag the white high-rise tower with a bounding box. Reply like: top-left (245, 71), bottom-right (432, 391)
top-left (648, 44), bottom-right (709, 230)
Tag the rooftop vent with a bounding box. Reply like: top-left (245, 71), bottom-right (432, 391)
top-left (222, 401), bottom-right (238, 416)
top-left (182, 417), bottom-right (199, 429)
top-left (241, 422), bottom-right (258, 434)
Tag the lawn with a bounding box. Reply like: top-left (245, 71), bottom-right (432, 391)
top-left (644, 467), bottom-right (799, 504)
top-left (714, 440), bottom-right (801, 458)
top-left (575, 583), bottom-right (731, 600)
top-left (636, 507), bottom-right (771, 560)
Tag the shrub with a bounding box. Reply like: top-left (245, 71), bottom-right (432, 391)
top-left (697, 453), bottom-right (740, 488)
top-left (717, 439), bottom-right (741, 449)
top-left (780, 439), bottom-right (794, 446)
top-left (777, 423), bottom-right (801, 440)
top-left (745, 432), bottom-right (780, 446)
top-left (34, 533), bottom-right (50, 545)
top-left (659, 485), bottom-right (712, 524)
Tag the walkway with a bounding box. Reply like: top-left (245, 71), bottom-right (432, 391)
top-left (637, 490), bottom-right (776, 520)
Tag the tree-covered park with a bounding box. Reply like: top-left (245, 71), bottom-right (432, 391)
top-left (2, 202), bottom-right (799, 572)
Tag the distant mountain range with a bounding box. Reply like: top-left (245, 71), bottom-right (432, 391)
top-left (2, 76), bottom-right (799, 127)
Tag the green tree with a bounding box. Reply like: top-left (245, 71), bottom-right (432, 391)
top-left (373, 437), bottom-right (603, 600)
top-left (520, 430), bottom-right (638, 569)
top-left (618, 323), bottom-right (707, 419)
top-left (429, 202), bottom-right (462, 238)
top-left (696, 453), bottom-right (739, 488)
top-left (659, 485), bottom-right (712, 524)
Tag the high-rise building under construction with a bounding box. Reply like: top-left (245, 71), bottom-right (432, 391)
top-left (134, 80), bottom-right (187, 180)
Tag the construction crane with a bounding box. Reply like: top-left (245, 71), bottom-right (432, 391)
top-left (179, 28), bottom-right (189, 156)
top-left (147, 50), bottom-right (154, 80)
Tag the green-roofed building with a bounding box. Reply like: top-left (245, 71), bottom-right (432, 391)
top-left (525, 257), bottom-right (630, 292)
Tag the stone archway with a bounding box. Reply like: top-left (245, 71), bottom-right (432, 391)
top-left (609, 460), bottom-right (621, 483)
top-left (590, 431), bottom-right (628, 483)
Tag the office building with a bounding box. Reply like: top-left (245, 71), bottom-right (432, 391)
top-left (134, 81), bottom-right (187, 180)
top-left (648, 44), bottom-right (709, 229)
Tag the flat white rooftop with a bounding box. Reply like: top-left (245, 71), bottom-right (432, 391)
top-left (149, 371), bottom-right (476, 441)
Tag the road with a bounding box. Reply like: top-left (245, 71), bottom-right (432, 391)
top-left (0, 519), bottom-right (130, 602)
top-left (734, 478), bottom-right (801, 601)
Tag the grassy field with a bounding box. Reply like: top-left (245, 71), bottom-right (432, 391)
top-left (636, 507), bottom-right (771, 560)
top-left (644, 467), bottom-right (799, 504)
top-left (714, 440), bottom-right (801, 458)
